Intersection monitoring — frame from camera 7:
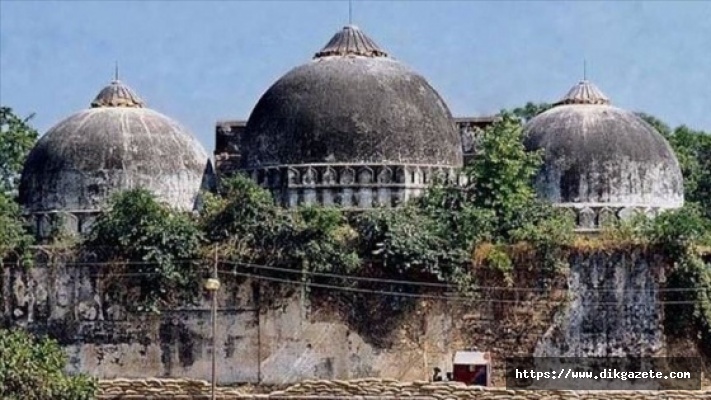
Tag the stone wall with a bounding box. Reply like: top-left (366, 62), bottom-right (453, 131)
top-left (0, 248), bottom-right (700, 385)
top-left (2, 257), bottom-right (473, 384)
top-left (535, 248), bottom-right (667, 357)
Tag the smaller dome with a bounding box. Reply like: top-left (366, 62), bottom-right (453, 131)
top-left (523, 80), bottom-right (684, 218)
top-left (20, 79), bottom-right (210, 220)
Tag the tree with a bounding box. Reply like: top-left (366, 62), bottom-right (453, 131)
top-left (667, 126), bottom-right (711, 217)
top-left (287, 206), bottom-right (360, 274)
top-left (87, 189), bottom-right (205, 312)
top-left (414, 179), bottom-right (495, 251)
top-left (199, 174), bottom-right (292, 263)
top-left (354, 206), bottom-right (454, 280)
top-left (0, 191), bottom-right (31, 260)
top-left (512, 102), bottom-right (552, 122)
top-left (0, 328), bottom-right (97, 400)
top-left (466, 111), bottom-right (544, 236)
top-left (0, 107), bottom-right (38, 196)
top-left (636, 112), bottom-right (672, 137)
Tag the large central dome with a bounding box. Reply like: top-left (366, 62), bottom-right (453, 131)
top-left (243, 25), bottom-right (462, 168)
top-left (238, 25), bottom-right (462, 209)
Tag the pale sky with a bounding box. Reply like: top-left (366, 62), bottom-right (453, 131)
top-left (1, 0), bottom-right (710, 154)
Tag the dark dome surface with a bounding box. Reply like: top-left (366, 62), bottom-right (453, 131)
top-left (19, 80), bottom-right (209, 213)
top-left (523, 80), bottom-right (683, 208)
top-left (243, 25), bottom-right (462, 168)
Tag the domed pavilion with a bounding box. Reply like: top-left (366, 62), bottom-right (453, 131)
top-left (239, 25), bottom-right (463, 208)
top-left (19, 79), bottom-right (211, 238)
top-left (523, 80), bottom-right (684, 230)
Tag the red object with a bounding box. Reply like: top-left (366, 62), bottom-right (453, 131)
top-left (453, 364), bottom-right (474, 384)
top-left (453, 364), bottom-right (488, 385)
top-left (451, 351), bottom-right (491, 386)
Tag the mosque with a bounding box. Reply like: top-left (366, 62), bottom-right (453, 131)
top-left (18, 25), bottom-right (684, 237)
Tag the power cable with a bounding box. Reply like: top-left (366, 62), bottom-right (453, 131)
top-left (22, 258), bottom-right (711, 293)
top-left (223, 259), bottom-right (711, 293)
top-left (218, 269), bottom-right (702, 305)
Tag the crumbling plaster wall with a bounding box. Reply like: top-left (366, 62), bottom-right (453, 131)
top-left (1, 260), bottom-right (460, 384)
top-left (536, 248), bottom-right (668, 357)
top-left (1, 248), bottom-right (671, 384)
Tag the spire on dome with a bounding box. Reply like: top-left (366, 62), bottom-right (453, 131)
top-left (314, 25), bottom-right (388, 59)
top-left (554, 80), bottom-right (611, 106)
top-left (90, 79), bottom-right (145, 108)
top-left (349, 0), bottom-right (353, 25)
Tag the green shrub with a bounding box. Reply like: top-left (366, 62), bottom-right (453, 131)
top-left (87, 189), bottom-right (205, 313)
top-left (0, 328), bottom-right (97, 400)
top-left (0, 192), bottom-right (32, 260)
top-left (199, 174), bottom-right (292, 263)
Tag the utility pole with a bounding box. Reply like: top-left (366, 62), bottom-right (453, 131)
top-left (204, 245), bottom-right (221, 400)
top-left (212, 248), bottom-right (217, 400)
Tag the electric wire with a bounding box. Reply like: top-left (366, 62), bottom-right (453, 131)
top-left (21, 258), bottom-right (711, 294)
top-left (217, 269), bottom-right (701, 305)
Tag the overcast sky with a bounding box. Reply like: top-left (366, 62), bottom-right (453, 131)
top-left (1, 0), bottom-right (709, 153)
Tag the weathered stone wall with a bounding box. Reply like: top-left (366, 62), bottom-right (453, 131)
top-left (536, 248), bottom-right (667, 357)
top-left (0, 248), bottom-right (695, 385)
top-left (97, 379), bottom-right (711, 400)
top-left (2, 258), bottom-right (470, 384)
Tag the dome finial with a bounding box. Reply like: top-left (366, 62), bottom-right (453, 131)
top-left (114, 61), bottom-right (119, 82)
top-left (554, 79), bottom-right (610, 106)
top-left (91, 77), bottom-right (145, 108)
top-left (314, 24), bottom-right (388, 58)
